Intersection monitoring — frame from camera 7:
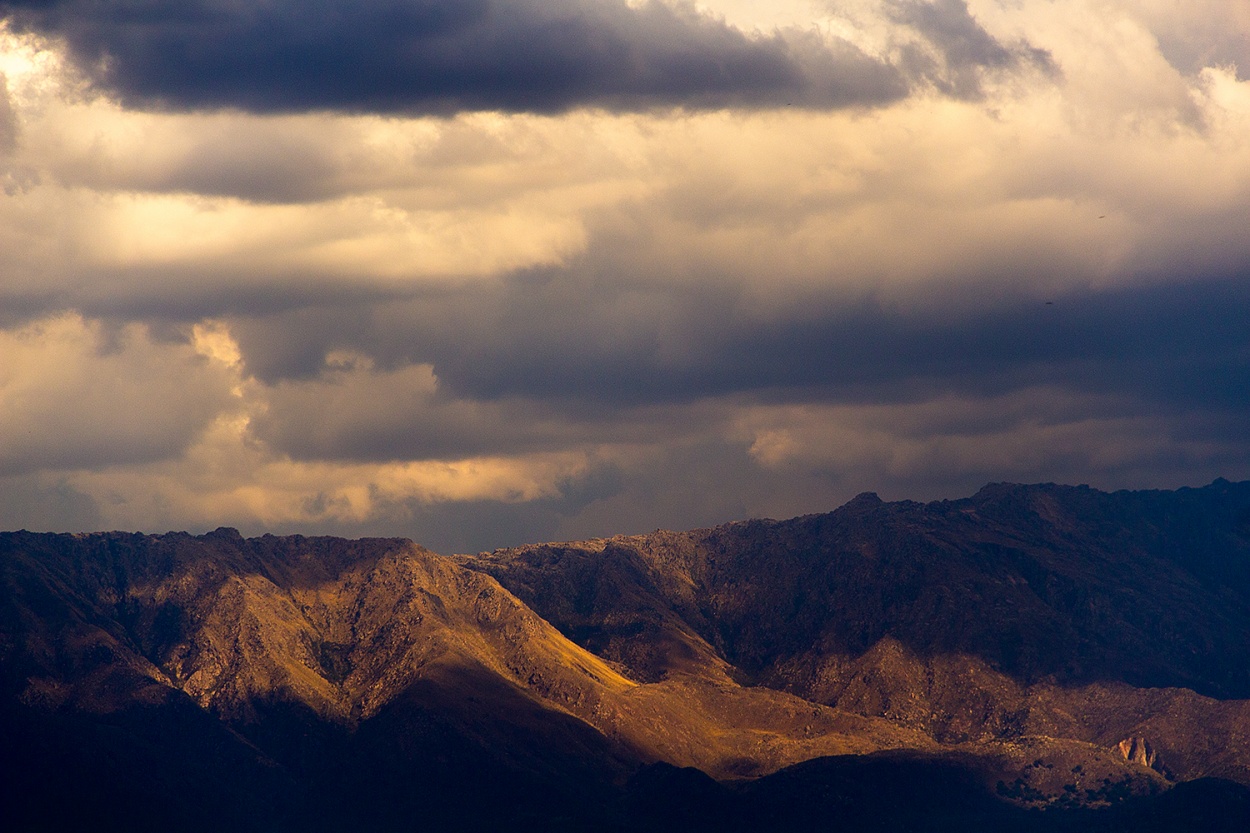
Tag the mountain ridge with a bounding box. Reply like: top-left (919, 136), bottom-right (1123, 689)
top-left (466, 479), bottom-right (1250, 694)
top-left (3, 479), bottom-right (1250, 830)
top-left (462, 478), bottom-right (1250, 788)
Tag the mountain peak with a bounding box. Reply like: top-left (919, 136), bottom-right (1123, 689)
top-left (840, 491), bottom-right (884, 510)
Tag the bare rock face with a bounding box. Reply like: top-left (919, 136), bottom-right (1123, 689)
top-left (1119, 736), bottom-right (1159, 769)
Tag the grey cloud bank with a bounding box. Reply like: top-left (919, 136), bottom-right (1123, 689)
top-left (1, 0), bottom-right (911, 113)
top-left (230, 269), bottom-right (1250, 458)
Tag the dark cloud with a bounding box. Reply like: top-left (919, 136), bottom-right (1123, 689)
top-left (1, 0), bottom-right (908, 114)
top-left (217, 261), bottom-right (1250, 470)
top-left (0, 476), bottom-right (102, 532)
top-left (238, 268), bottom-right (1250, 404)
top-left (1141, 4), bottom-right (1250, 80)
top-left (1, 264), bottom-right (416, 326)
top-left (887, 0), bottom-right (1055, 98)
top-left (249, 367), bottom-right (724, 463)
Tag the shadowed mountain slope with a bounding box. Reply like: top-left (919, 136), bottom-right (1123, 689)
top-left (464, 479), bottom-right (1250, 785)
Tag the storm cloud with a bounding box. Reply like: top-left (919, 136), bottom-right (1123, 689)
top-left (0, 0), bottom-right (913, 113)
top-left (227, 268), bottom-right (1250, 462)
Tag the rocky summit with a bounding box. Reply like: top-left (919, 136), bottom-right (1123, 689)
top-left (3, 480), bottom-right (1250, 831)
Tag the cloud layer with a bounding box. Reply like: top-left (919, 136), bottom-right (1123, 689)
top-left (1, 0), bottom-right (917, 113)
top-left (1, 1), bottom-right (1249, 552)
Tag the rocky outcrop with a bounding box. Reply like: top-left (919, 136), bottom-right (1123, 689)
top-left (1119, 736), bottom-right (1159, 769)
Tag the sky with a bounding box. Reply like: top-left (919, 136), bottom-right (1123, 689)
top-left (0, 0), bottom-right (1248, 554)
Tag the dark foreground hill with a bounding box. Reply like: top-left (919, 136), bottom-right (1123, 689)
top-left (3, 480), bottom-right (1250, 831)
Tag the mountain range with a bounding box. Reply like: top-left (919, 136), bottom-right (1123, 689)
top-left (3, 480), bottom-right (1250, 831)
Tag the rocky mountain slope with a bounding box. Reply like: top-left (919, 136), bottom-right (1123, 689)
top-left (466, 480), bottom-right (1250, 786)
top-left (3, 480), bottom-right (1250, 830)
